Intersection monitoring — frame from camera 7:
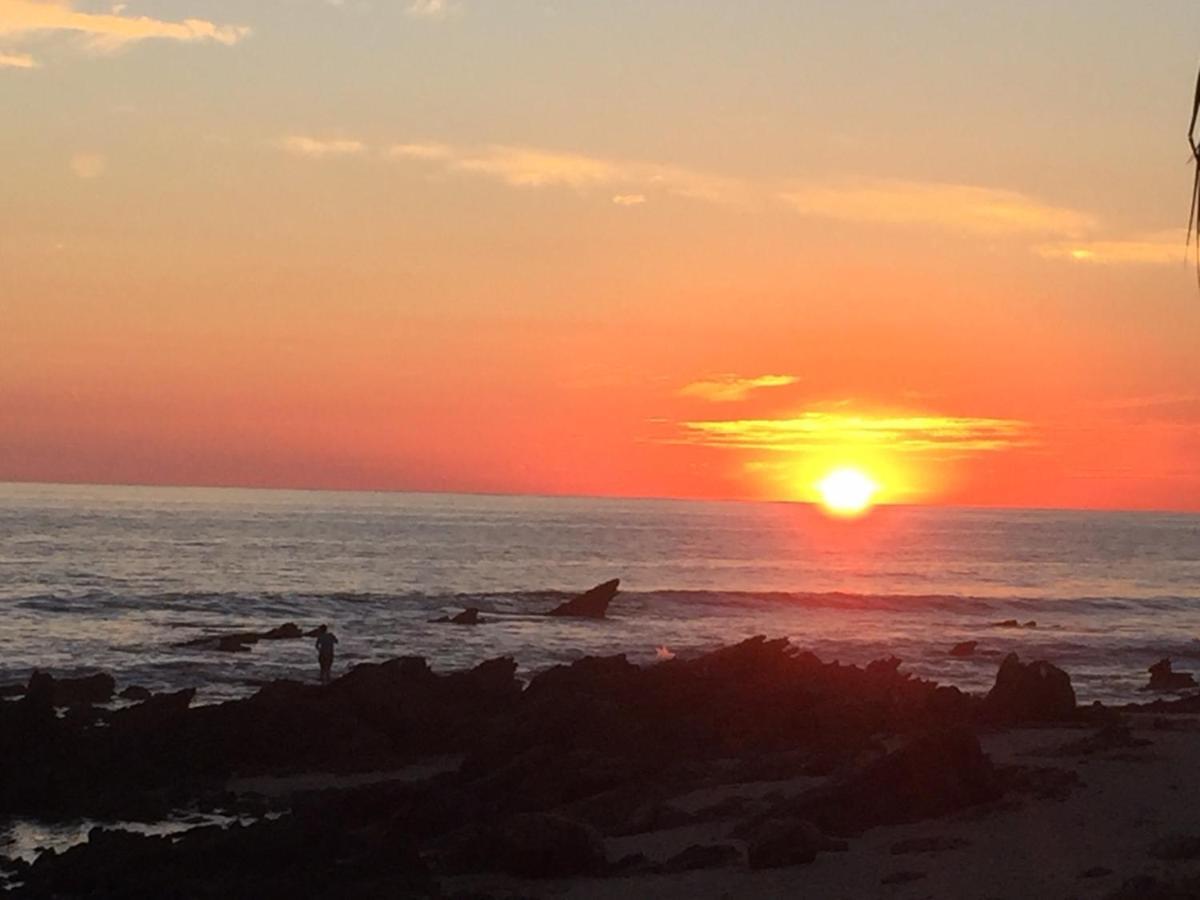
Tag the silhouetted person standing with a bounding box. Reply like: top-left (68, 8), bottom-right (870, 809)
top-left (314, 625), bottom-right (338, 684)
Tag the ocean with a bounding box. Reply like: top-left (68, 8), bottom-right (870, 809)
top-left (2, 482), bottom-right (1199, 705)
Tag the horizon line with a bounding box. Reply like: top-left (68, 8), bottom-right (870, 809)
top-left (1, 477), bottom-right (1197, 517)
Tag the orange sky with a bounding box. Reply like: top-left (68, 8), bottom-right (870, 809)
top-left (3, 1), bottom-right (1200, 510)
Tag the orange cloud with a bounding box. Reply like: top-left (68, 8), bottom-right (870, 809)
top-left (277, 135), bottom-right (368, 159)
top-left (679, 374), bottom-right (799, 403)
top-left (0, 0), bottom-right (249, 55)
top-left (678, 411), bottom-right (1033, 455)
top-left (1036, 229), bottom-right (1188, 265)
top-left (779, 179), bottom-right (1094, 236)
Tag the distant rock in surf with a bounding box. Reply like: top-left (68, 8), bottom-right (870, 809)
top-left (433, 608), bottom-right (484, 625)
top-left (993, 620), bottom-right (1037, 629)
top-left (949, 641), bottom-right (978, 658)
top-left (119, 685), bottom-right (153, 702)
top-left (1143, 658), bottom-right (1198, 693)
top-left (547, 579), bottom-right (619, 618)
top-left (176, 623), bottom-right (310, 652)
top-left (983, 653), bottom-right (1076, 722)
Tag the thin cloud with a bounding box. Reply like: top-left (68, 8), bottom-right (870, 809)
top-left (779, 179), bottom-right (1094, 236)
top-left (0, 49), bottom-right (36, 67)
top-left (386, 141), bottom-right (748, 204)
top-left (0, 0), bottom-right (250, 57)
top-left (1035, 229), bottom-right (1188, 265)
top-left (278, 135), bottom-right (367, 159)
top-left (677, 411), bottom-right (1033, 455)
top-left (405, 0), bottom-right (453, 18)
top-left (680, 375), bottom-right (800, 403)
top-left (612, 194), bottom-right (647, 206)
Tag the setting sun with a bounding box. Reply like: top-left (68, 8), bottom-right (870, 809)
top-left (815, 467), bottom-right (880, 517)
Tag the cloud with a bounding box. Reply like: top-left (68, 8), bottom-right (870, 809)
top-left (405, 0), bottom-right (452, 18)
top-left (0, 0), bottom-right (248, 61)
top-left (386, 141), bottom-right (748, 204)
top-left (612, 194), bottom-right (646, 206)
top-left (677, 411), bottom-right (1032, 455)
top-left (779, 179), bottom-right (1094, 236)
top-left (1035, 229), bottom-right (1188, 265)
top-left (69, 152), bottom-right (105, 178)
top-left (277, 135), bottom-right (367, 159)
top-left (0, 49), bottom-right (35, 67)
top-left (680, 374), bottom-right (799, 403)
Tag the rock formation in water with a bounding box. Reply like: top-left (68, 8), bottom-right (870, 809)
top-left (433, 608), bottom-right (483, 625)
top-left (546, 579), bottom-right (619, 618)
top-left (949, 641), bottom-right (977, 657)
top-left (1144, 658), bottom-right (1198, 692)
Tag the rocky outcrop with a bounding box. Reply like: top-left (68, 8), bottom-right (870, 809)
top-left (745, 818), bottom-right (847, 868)
top-left (433, 608), bottom-right (483, 625)
top-left (547, 579), bottom-right (619, 618)
top-left (949, 641), bottom-right (977, 658)
top-left (440, 813), bottom-right (606, 878)
top-left (982, 653), bottom-right (1076, 722)
top-left (1144, 658), bottom-right (1197, 692)
top-left (176, 623), bottom-right (310, 652)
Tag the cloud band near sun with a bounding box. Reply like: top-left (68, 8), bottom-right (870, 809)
top-left (677, 411), bottom-right (1033, 455)
top-left (679, 374), bottom-right (800, 403)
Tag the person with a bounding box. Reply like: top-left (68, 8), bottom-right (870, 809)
top-left (314, 624), bottom-right (338, 684)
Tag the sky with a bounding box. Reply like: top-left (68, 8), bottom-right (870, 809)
top-left (3, 0), bottom-right (1200, 510)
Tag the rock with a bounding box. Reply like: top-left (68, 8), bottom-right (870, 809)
top-left (659, 843), bottom-right (741, 873)
top-left (982, 653), bottom-right (1076, 722)
top-left (746, 818), bottom-right (847, 869)
top-left (260, 623), bottom-right (303, 640)
top-left (1148, 834), bottom-right (1200, 861)
top-left (949, 641), bottom-right (977, 658)
top-left (881, 870), bottom-right (927, 885)
top-left (1144, 659), bottom-right (1198, 692)
top-left (547, 579), bottom-right (619, 618)
top-left (119, 685), bottom-right (153, 702)
top-left (435, 608), bottom-right (483, 625)
top-left (443, 813), bottom-right (606, 878)
top-left (1080, 866), bottom-right (1113, 878)
top-left (0, 683), bottom-right (25, 698)
top-left (993, 620), bottom-right (1036, 629)
top-left (177, 624), bottom-right (309, 652)
top-left (777, 728), bottom-right (1001, 834)
top-left (890, 835), bottom-right (971, 854)
top-left (23, 671), bottom-right (116, 706)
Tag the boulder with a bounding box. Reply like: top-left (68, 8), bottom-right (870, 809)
top-left (442, 813), bottom-right (606, 878)
top-left (119, 685), bottom-right (153, 702)
top-left (983, 653), bottom-right (1076, 722)
top-left (434, 608), bottom-right (483, 625)
top-left (746, 818), bottom-right (847, 869)
top-left (547, 579), bottom-right (619, 618)
top-left (24, 671), bottom-right (116, 706)
top-left (949, 641), bottom-right (977, 658)
top-left (1144, 659), bottom-right (1197, 692)
top-left (659, 843), bottom-right (741, 873)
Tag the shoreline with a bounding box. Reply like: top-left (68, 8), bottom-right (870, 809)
top-left (5, 636), bottom-right (1200, 898)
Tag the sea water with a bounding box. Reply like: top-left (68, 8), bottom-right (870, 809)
top-left (2, 482), bottom-right (1199, 704)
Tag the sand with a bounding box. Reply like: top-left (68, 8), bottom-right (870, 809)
top-left (443, 715), bottom-right (1200, 900)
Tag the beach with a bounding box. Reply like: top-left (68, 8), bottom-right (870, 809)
top-left (4, 485), bottom-right (1200, 897)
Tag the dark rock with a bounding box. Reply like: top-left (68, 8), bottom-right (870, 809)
top-left (1081, 866), bottom-right (1113, 878)
top-left (993, 619), bottom-right (1036, 629)
top-left (22, 671), bottom-right (116, 707)
top-left (177, 624), bottom-right (309, 652)
top-left (1148, 834), bottom-right (1200, 861)
top-left (1144, 659), bottom-right (1198, 693)
top-left (119, 685), bottom-right (153, 702)
top-left (881, 870), bottom-right (926, 885)
top-left (0, 683), bottom-right (25, 698)
top-left (982, 653), bottom-right (1076, 722)
top-left (547, 579), bottom-right (619, 618)
top-left (435, 608), bottom-right (483, 625)
top-left (260, 623), bottom-right (303, 640)
top-left (746, 818), bottom-right (847, 869)
top-left (949, 641), bottom-right (977, 658)
top-left (659, 843), bottom-right (741, 873)
top-left (890, 835), bottom-right (971, 854)
top-left (442, 813), bottom-right (606, 878)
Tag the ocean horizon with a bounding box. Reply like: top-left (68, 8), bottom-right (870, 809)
top-left (2, 481), bottom-right (1197, 706)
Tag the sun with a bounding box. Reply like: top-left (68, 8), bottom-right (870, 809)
top-left (815, 467), bottom-right (880, 517)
